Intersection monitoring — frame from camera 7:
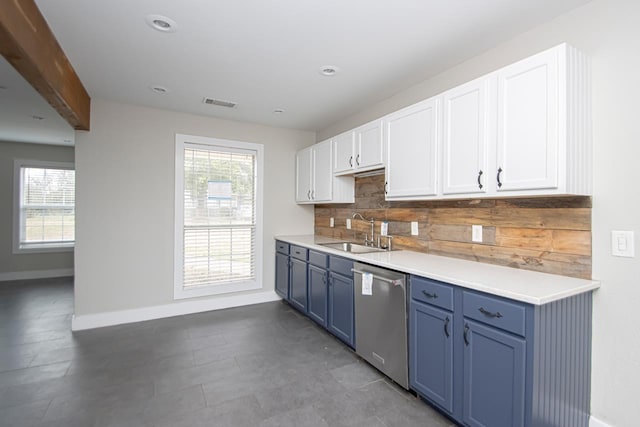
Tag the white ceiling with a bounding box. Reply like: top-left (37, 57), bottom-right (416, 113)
top-left (0, 56), bottom-right (75, 146)
top-left (8, 0), bottom-right (593, 140)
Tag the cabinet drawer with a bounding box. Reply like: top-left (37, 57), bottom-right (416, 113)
top-left (276, 241), bottom-right (289, 255)
top-left (463, 291), bottom-right (526, 337)
top-left (308, 250), bottom-right (328, 268)
top-left (329, 255), bottom-right (353, 277)
top-left (410, 276), bottom-right (454, 311)
top-left (290, 245), bottom-right (308, 261)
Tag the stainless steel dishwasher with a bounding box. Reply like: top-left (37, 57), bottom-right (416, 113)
top-left (353, 262), bottom-right (408, 389)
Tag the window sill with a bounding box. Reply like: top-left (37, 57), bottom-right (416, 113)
top-left (174, 279), bottom-right (262, 300)
top-left (14, 243), bottom-right (75, 255)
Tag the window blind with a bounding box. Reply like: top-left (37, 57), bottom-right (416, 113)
top-left (20, 167), bottom-right (75, 246)
top-left (182, 146), bottom-right (256, 288)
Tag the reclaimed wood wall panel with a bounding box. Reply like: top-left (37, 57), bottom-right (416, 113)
top-left (315, 173), bottom-right (592, 279)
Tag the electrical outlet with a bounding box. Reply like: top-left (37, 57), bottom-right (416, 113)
top-left (329, 217), bottom-right (334, 228)
top-left (472, 225), bottom-right (483, 243)
top-left (346, 218), bottom-right (352, 230)
top-left (411, 222), bottom-right (419, 236)
top-left (612, 230), bottom-right (635, 257)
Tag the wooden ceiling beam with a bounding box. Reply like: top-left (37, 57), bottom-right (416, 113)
top-left (0, 0), bottom-right (90, 130)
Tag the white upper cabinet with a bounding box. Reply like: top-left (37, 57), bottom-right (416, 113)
top-left (333, 119), bottom-right (385, 175)
top-left (384, 97), bottom-right (440, 200)
top-left (296, 140), bottom-right (354, 204)
top-left (299, 43), bottom-right (590, 203)
top-left (442, 76), bottom-right (495, 196)
top-left (494, 43), bottom-right (591, 196)
top-left (313, 140), bottom-right (333, 201)
top-left (332, 131), bottom-right (355, 175)
top-left (355, 119), bottom-right (385, 172)
top-left (295, 146), bottom-right (313, 203)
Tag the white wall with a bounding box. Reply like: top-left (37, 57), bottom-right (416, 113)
top-left (0, 141), bottom-right (74, 279)
top-left (318, 1), bottom-right (640, 425)
top-left (74, 99), bottom-right (315, 317)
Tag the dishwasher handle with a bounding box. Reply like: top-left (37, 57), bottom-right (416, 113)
top-left (352, 268), bottom-right (404, 287)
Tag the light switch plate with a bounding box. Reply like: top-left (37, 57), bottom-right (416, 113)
top-left (411, 222), bottom-right (419, 236)
top-left (612, 230), bottom-right (635, 257)
top-left (472, 225), bottom-right (483, 243)
top-left (346, 219), bottom-right (352, 230)
top-left (329, 217), bottom-right (334, 228)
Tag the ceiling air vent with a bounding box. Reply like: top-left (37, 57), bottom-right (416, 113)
top-left (202, 97), bottom-right (237, 108)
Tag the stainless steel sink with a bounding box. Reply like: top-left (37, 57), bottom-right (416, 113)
top-left (319, 242), bottom-right (388, 254)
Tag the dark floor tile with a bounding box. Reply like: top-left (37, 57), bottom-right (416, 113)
top-left (330, 359), bottom-right (383, 389)
top-left (156, 394), bottom-right (265, 427)
top-left (0, 277), bottom-right (453, 427)
top-left (0, 399), bottom-right (50, 427)
top-left (152, 356), bottom-right (240, 395)
top-left (260, 405), bottom-right (330, 427)
top-left (254, 370), bottom-right (347, 418)
top-left (0, 361), bottom-right (70, 388)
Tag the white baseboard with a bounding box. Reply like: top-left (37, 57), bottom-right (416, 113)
top-left (590, 415), bottom-right (613, 427)
top-left (71, 290), bottom-right (282, 331)
top-left (0, 268), bottom-right (74, 282)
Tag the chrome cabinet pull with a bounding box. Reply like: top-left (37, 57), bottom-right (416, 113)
top-left (349, 156), bottom-right (353, 167)
top-left (477, 170), bottom-right (483, 189)
top-left (497, 167), bottom-right (503, 188)
top-left (356, 154), bottom-right (360, 166)
top-left (464, 324), bottom-right (470, 346)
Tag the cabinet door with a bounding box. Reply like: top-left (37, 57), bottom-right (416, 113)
top-left (328, 272), bottom-right (355, 347)
top-left (496, 48), bottom-right (559, 192)
top-left (355, 119), bottom-right (384, 171)
top-left (463, 320), bottom-right (526, 427)
top-left (333, 131), bottom-right (355, 174)
top-left (385, 97), bottom-right (440, 199)
top-left (275, 252), bottom-right (290, 299)
top-left (307, 265), bottom-right (327, 326)
top-left (295, 147), bottom-right (313, 203)
top-left (312, 140), bottom-right (332, 202)
top-left (442, 77), bottom-right (493, 195)
top-left (290, 258), bottom-right (308, 312)
top-left (410, 301), bottom-right (454, 413)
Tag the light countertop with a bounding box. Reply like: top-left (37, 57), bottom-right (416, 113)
top-left (275, 235), bottom-right (600, 305)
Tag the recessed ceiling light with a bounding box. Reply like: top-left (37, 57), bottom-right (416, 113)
top-left (273, 109), bottom-right (285, 114)
top-left (145, 14), bottom-right (177, 33)
top-left (150, 85), bottom-right (169, 94)
top-left (319, 65), bottom-right (340, 76)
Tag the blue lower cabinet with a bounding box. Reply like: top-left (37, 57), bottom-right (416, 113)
top-left (328, 271), bottom-right (355, 347)
top-left (290, 258), bottom-right (308, 312)
top-left (409, 276), bottom-right (593, 427)
top-left (307, 264), bottom-right (327, 326)
top-left (410, 300), bottom-right (454, 413)
top-left (275, 252), bottom-right (290, 299)
top-left (462, 319), bottom-right (526, 427)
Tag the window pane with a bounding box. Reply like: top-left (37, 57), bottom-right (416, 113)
top-left (183, 147), bottom-right (256, 287)
top-left (21, 167), bottom-right (75, 246)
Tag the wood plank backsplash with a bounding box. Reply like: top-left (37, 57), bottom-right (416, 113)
top-left (315, 173), bottom-right (592, 279)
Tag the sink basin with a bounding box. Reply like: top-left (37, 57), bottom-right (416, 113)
top-left (319, 242), bottom-right (388, 254)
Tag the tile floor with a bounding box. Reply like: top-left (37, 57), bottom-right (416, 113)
top-left (0, 277), bottom-right (456, 427)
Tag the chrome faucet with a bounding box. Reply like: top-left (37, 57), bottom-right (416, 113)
top-left (352, 213), bottom-right (375, 246)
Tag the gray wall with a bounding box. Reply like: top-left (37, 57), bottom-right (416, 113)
top-left (74, 98), bottom-right (315, 316)
top-left (317, 1), bottom-right (639, 425)
top-left (0, 141), bottom-right (75, 277)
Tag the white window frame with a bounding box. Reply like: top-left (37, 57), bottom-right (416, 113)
top-left (174, 134), bottom-right (264, 299)
top-left (13, 159), bottom-right (75, 254)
